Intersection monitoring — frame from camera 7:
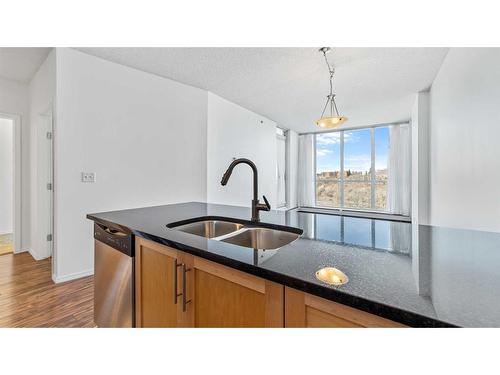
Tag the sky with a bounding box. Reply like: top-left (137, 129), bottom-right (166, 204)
top-left (316, 127), bottom-right (389, 173)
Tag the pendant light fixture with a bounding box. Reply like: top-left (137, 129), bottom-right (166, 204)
top-left (316, 47), bottom-right (347, 128)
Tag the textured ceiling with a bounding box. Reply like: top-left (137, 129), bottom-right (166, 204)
top-left (77, 47), bottom-right (448, 133)
top-left (0, 48), bottom-right (52, 83)
top-left (0, 47), bottom-right (448, 132)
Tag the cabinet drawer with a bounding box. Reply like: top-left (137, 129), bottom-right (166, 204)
top-left (285, 287), bottom-right (405, 328)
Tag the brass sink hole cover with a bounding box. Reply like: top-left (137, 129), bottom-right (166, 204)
top-left (315, 267), bottom-right (348, 286)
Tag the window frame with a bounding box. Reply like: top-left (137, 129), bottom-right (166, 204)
top-left (312, 122), bottom-right (409, 216)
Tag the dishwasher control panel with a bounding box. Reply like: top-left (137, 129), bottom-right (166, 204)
top-left (94, 222), bottom-right (134, 257)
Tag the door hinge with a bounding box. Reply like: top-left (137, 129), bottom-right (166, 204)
top-left (47, 234), bottom-right (53, 241)
top-left (46, 131), bottom-right (52, 140)
top-left (46, 183), bottom-right (53, 191)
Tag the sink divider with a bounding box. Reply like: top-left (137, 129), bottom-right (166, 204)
top-left (210, 227), bottom-right (250, 242)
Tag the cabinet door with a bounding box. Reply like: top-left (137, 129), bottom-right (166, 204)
top-left (181, 255), bottom-right (284, 328)
top-left (135, 238), bottom-right (181, 327)
top-left (285, 287), bottom-right (405, 328)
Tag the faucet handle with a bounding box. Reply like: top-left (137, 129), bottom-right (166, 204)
top-left (262, 195), bottom-right (271, 211)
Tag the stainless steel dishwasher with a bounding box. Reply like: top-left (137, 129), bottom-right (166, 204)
top-left (93, 222), bottom-right (134, 327)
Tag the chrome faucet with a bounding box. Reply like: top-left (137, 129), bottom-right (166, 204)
top-left (221, 158), bottom-right (270, 222)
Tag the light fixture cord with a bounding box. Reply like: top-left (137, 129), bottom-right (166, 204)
top-left (321, 49), bottom-right (340, 117)
top-left (320, 95), bottom-right (330, 118)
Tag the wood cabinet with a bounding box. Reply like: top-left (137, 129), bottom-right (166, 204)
top-left (135, 238), bottom-right (403, 328)
top-left (135, 238), bottom-right (182, 327)
top-left (135, 238), bottom-right (284, 327)
top-left (284, 287), bottom-right (405, 328)
top-left (181, 255), bottom-right (284, 327)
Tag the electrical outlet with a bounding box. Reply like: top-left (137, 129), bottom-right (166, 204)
top-left (81, 172), bottom-right (96, 183)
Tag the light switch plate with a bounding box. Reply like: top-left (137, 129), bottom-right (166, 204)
top-left (81, 172), bottom-right (96, 183)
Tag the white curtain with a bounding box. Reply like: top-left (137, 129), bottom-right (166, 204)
top-left (298, 211), bottom-right (315, 239)
top-left (387, 123), bottom-right (411, 216)
top-left (390, 221), bottom-right (411, 254)
top-left (298, 134), bottom-right (315, 207)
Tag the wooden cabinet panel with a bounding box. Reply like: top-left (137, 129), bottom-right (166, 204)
top-left (135, 238), bottom-right (402, 328)
top-left (285, 287), bottom-right (405, 328)
top-left (305, 307), bottom-right (363, 328)
top-left (195, 269), bottom-right (266, 327)
top-left (136, 240), bottom-right (284, 328)
top-left (135, 238), bottom-right (180, 327)
top-left (183, 256), bottom-right (284, 328)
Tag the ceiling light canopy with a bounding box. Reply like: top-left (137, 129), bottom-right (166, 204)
top-left (316, 47), bottom-right (347, 129)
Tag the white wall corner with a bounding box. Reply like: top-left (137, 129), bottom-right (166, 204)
top-left (410, 90), bottom-right (430, 226)
top-left (53, 48), bottom-right (208, 279)
top-left (411, 90), bottom-right (430, 281)
top-left (207, 92), bottom-right (278, 208)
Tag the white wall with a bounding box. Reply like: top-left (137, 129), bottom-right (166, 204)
top-left (207, 92), bottom-right (277, 208)
top-left (0, 119), bottom-right (13, 234)
top-left (29, 50), bottom-right (56, 260)
top-left (286, 129), bottom-right (299, 209)
top-left (53, 48), bottom-right (207, 281)
top-left (23, 48), bottom-right (283, 281)
top-left (429, 48), bottom-right (500, 232)
top-left (411, 91), bottom-right (430, 227)
top-left (410, 91), bottom-right (431, 295)
top-left (0, 77), bottom-right (30, 249)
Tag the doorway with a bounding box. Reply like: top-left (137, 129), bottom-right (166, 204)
top-left (0, 114), bottom-right (20, 255)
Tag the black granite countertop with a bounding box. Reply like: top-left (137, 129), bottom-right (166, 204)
top-left (87, 202), bottom-right (500, 327)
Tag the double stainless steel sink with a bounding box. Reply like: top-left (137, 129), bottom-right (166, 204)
top-left (169, 219), bottom-right (302, 250)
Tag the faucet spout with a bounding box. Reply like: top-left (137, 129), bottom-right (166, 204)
top-left (220, 158), bottom-right (270, 222)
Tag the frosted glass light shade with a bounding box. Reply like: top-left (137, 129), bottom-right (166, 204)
top-left (316, 116), bottom-right (348, 129)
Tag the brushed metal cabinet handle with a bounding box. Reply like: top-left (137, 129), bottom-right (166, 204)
top-left (173, 259), bottom-right (182, 304)
top-left (182, 264), bottom-right (192, 312)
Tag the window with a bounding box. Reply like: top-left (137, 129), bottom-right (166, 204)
top-left (315, 132), bottom-right (340, 207)
top-left (344, 128), bottom-right (371, 209)
top-left (374, 127), bottom-right (389, 210)
top-left (315, 124), bottom-right (404, 213)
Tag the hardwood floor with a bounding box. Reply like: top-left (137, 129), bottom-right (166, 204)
top-left (0, 252), bottom-right (95, 327)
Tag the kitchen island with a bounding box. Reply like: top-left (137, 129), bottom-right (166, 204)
top-left (88, 202), bottom-right (500, 327)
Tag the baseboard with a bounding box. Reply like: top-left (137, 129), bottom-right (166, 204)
top-left (52, 269), bottom-right (94, 284)
top-left (13, 247), bottom-right (29, 254)
top-left (29, 248), bottom-right (45, 261)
